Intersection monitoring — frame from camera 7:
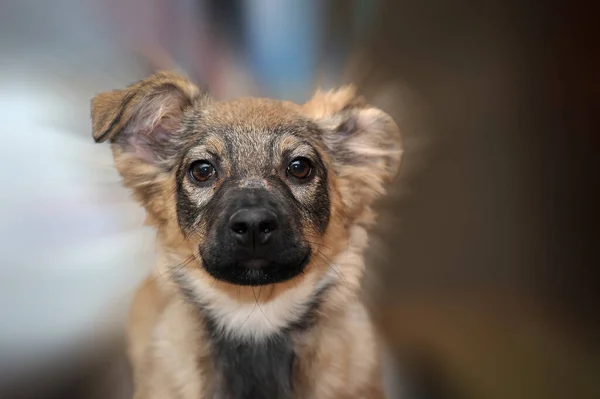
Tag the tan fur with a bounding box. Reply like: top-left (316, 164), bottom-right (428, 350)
top-left (91, 72), bottom-right (401, 398)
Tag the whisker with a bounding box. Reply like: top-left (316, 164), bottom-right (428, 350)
top-left (312, 251), bottom-right (351, 293)
top-left (151, 255), bottom-right (195, 285)
top-left (114, 254), bottom-right (195, 307)
top-left (210, 276), bottom-right (219, 288)
top-left (253, 286), bottom-right (276, 330)
top-left (302, 239), bottom-right (333, 251)
top-left (290, 274), bottom-right (300, 289)
top-left (240, 299), bottom-right (259, 329)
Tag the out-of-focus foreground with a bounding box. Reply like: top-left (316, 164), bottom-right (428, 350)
top-left (0, 1), bottom-right (598, 398)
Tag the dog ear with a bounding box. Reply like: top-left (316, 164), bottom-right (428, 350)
top-left (304, 86), bottom-right (402, 216)
top-left (91, 71), bottom-right (205, 224)
top-left (91, 71), bottom-right (204, 163)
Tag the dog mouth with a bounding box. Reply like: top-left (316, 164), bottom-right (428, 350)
top-left (200, 251), bottom-right (311, 286)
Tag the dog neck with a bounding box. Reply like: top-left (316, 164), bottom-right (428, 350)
top-left (162, 224), bottom-right (368, 398)
top-left (170, 264), bottom-right (337, 399)
top-left (194, 278), bottom-right (334, 398)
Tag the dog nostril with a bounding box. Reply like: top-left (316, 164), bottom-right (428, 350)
top-left (231, 222), bottom-right (248, 235)
top-left (259, 220), bottom-right (277, 234)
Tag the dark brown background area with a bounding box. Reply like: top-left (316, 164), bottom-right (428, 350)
top-left (344, 1), bottom-right (599, 398)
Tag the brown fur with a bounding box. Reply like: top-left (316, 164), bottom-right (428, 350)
top-left (91, 71), bottom-right (401, 398)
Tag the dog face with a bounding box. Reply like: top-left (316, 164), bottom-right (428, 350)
top-left (174, 99), bottom-right (332, 286)
top-left (91, 72), bottom-right (400, 289)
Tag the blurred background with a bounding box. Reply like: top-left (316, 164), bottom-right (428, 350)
top-left (0, 1), bottom-right (598, 398)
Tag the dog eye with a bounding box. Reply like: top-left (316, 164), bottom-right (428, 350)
top-left (287, 157), bottom-right (312, 179)
top-left (189, 160), bottom-right (216, 183)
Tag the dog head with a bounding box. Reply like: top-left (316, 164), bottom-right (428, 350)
top-left (91, 71), bottom-right (401, 290)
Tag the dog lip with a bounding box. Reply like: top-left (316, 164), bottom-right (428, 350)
top-left (199, 249), bottom-right (311, 286)
top-left (239, 259), bottom-right (270, 269)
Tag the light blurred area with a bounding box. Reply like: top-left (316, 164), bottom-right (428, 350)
top-left (0, 1), bottom-right (381, 398)
top-left (0, 1), bottom-right (598, 399)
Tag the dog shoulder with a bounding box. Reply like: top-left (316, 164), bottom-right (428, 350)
top-left (128, 275), bottom-right (209, 399)
top-left (297, 299), bottom-right (384, 398)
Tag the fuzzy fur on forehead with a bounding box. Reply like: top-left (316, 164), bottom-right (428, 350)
top-left (199, 97), bottom-right (307, 128)
top-left (191, 98), bottom-right (325, 162)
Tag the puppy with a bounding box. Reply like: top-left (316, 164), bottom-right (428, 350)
top-left (91, 71), bottom-right (401, 399)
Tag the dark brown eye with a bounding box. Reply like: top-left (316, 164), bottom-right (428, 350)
top-left (189, 161), bottom-right (216, 182)
top-left (287, 158), bottom-right (312, 179)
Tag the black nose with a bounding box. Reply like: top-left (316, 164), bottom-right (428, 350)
top-left (228, 208), bottom-right (279, 249)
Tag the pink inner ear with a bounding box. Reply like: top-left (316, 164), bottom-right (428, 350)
top-left (125, 122), bottom-right (175, 164)
top-left (127, 131), bottom-right (159, 164)
top-left (122, 89), bottom-right (185, 163)
top-left (149, 124), bottom-right (175, 142)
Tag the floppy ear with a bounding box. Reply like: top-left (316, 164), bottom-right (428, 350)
top-left (304, 86), bottom-right (402, 216)
top-left (91, 71), bottom-right (203, 162)
top-left (91, 71), bottom-right (204, 223)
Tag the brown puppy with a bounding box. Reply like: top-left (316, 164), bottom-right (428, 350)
top-left (91, 71), bottom-right (401, 399)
